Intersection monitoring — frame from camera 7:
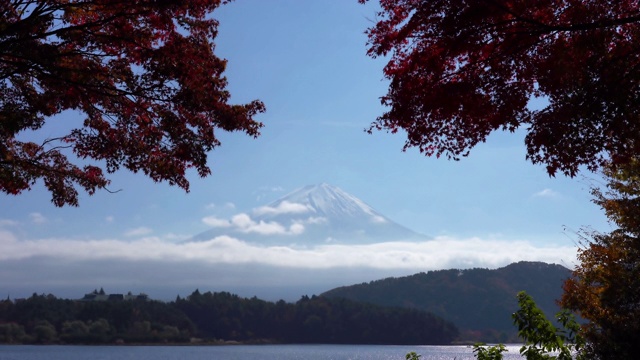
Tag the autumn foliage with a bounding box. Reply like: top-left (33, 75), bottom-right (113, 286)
top-left (0, 0), bottom-right (265, 206)
top-left (561, 160), bottom-right (640, 359)
top-left (360, 0), bottom-right (640, 176)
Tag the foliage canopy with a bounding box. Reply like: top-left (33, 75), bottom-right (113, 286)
top-left (360, 0), bottom-right (640, 176)
top-left (0, 0), bottom-right (265, 206)
top-left (561, 159), bottom-right (640, 359)
top-left (472, 292), bottom-right (584, 360)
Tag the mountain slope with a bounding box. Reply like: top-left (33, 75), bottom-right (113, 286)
top-left (322, 261), bottom-right (572, 343)
top-left (191, 183), bottom-right (428, 245)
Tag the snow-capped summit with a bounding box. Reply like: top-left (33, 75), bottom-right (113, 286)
top-left (190, 184), bottom-right (429, 245)
top-left (259, 183), bottom-right (385, 221)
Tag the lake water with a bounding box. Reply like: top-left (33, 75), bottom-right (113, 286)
top-left (0, 344), bottom-right (527, 359)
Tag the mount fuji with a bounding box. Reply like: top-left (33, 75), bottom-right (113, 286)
top-left (190, 183), bottom-right (429, 245)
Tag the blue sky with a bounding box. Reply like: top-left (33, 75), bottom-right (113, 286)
top-left (0, 1), bottom-right (610, 300)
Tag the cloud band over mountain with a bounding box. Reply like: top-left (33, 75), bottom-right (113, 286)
top-left (0, 184), bottom-right (579, 301)
top-left (0, 223), bottom-right (577, 301)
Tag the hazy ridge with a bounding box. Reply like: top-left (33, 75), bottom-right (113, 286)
top-left (322, 261), bottom-right (571, 343)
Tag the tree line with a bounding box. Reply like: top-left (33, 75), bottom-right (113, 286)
top-left (0, 290), bottom-right (458, 345)
top-left (323, 261), bottom-right (570, 343)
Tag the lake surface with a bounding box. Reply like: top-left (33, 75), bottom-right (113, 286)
top-left (0, 344), bottom-right (527, 359)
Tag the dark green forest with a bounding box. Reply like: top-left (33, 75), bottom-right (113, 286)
top-left (322, 261), bottom-right (571, 343)
top-left (0, 262), bottom-right (570, 346)
top-left (0, 290), bottom-right (458, 345)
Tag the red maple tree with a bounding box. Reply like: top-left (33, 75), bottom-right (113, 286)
top-left (0, 0), bottom-right (265, 206)
top-left (360, 0), bottom-right (640, 176)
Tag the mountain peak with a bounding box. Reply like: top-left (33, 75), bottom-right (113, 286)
top-left (265, 183), bottom-right (379, 220)
top-left (191, 184), bottom-right (429, 245)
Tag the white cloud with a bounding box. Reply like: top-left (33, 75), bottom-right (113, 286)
top-left (0, 219), bottom-right (19, 227)
top-left (371, 215), bottom-right (387, 224)
top-left (138, 233), bottom-right (189, 243)
top-left (204, 213), bottom-right (308, 235)
top-left (29, 212), bottom-right (47, 224)
top-left (263, 186), bottom-right (284, 192)
top-left (533, 189), bottom-right (560, 198)
top-left (124, 227), bottom-right (153, 237)
top-left (289, 223), bottom-right (305, 235)
top-left (302, 216), bottom-right (327, 225)
top-left (230, 213), bottom-right (253, 228)
top-left (244, 220), bottom-right (287, 235)
top-left (253, 201), bottom-right (312, 216)
top-left (0, 229), bottom-right (580, 301)
top-left (0, 229), bottom-right (577, 271)
top-left (230, 213), bottom-right (304, 235)
top-left (105, 216), bottom-right (115, 223)
top-left (0, 229), bottom-right (18, 245)
top-left (202, 216), bottom-right (232, 228)
top-left (205, 202), bottom-right (236, 210)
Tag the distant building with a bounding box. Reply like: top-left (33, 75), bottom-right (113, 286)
top-left (79, 290), bottom-right (149, 302)
top-left (79, 293), bottom-right (109, 301)
top-left (108, 294), bottom-right (124, 301)
top-left (124, 291), bottom-right (149, 301)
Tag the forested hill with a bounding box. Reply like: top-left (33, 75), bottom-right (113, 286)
top-left (0, 291), bottom-right (458, 345)
top-left (322, 261), bottom-right (572, 343)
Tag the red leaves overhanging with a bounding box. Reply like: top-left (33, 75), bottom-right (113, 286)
top-left (0, 0), bottom-right (265, 206)
top-left (361, 0), bottom-right (640, 176)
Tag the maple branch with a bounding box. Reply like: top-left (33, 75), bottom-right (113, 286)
top-left (483, 0), bottom-right (640, 34)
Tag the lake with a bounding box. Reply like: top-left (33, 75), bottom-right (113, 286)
top-left (0, 344), bottom-right (528, 359)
